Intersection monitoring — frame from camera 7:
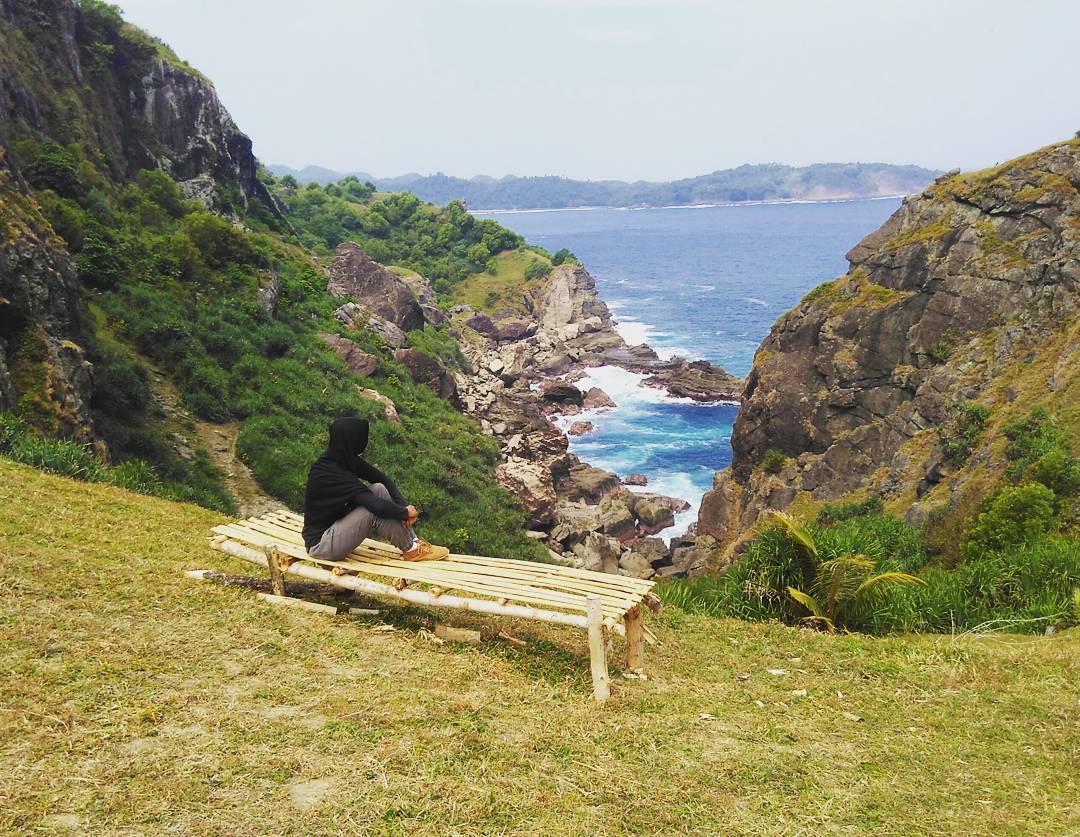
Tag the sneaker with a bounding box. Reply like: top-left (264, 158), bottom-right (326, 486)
top-left (402, 538), bottom-right (449, 562)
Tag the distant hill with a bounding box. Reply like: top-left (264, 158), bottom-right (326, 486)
top-left (268, 162), bottom-right (942, 210)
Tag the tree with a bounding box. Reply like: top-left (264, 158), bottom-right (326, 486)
top-left (771, 512), bottom-right (925, 631)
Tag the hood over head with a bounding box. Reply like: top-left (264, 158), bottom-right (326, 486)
top-left (325, 416), bottom-right (369, 471)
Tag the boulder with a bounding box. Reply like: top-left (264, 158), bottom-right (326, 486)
top-left (334, 303), bottom-right (408, 348)
top-left (554, 461), bottom-right (622, 504)
top-left (583, 387), bottom-right (616, 410)
top-left (568, 421), bottom-right (593, 436)
top-left (328, 242), bottom-right (425, 333)
top-left (596, 496), bottom-right (637, 543)
top-left (622, 473), bottom-right (648, 486)
top-left (495, 318), bottom-right (535, 341)
top-left (618, 550), bottom-right (655, 579)
top-left (464, 312), bottom-right (498, 338)
top-left (319, 332), bottom-right (379, 377)
top-left (257, 271), bottom-right (282, 314)
top-left (571, 532), bottom-right (621, 574)
top-left (392, 348), bottom-right (459, 404)
top-left (495, 458), bottom-right (556, 527)
top-left (357, 387), bottom-right (401, 425)
top-left (631, 495), bottom-right (676, 535)
top-left (541, 382), bottom-right (584, 407)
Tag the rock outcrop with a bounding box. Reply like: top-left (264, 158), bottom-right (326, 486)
top-left (0, 0), bottom-right (279, 219)
top-left (328, 243), bottom-right (426, 334)
top-left (697, 138), bottom-right (1080, 556)
top-left (0, 144), bottom-right (93, 439)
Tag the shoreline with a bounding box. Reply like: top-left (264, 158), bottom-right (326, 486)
top-left (470, 194), bottom-right (906, 215)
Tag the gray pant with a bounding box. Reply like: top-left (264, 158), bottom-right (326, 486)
top-left (308, 483), bottom-right (414, 561)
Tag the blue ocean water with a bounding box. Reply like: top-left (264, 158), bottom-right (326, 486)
top-left (476, 199), bottom-right (901, 536)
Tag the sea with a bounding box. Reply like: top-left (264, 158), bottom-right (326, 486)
top-left (475, 199), bottom-right (902, 537)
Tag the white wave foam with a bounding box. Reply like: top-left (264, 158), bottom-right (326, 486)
top-left (742, 297), bottom-right (768, 307)
top-left (697, 285), bottom-right (716, 292)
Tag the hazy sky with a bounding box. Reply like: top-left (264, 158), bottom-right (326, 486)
top-left (117, 0), bottom-right (1078, 181)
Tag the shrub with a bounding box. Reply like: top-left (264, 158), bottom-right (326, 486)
top-left (24, 141), bottom-right (81, 198)
top-left (963, 483), bottom-right (1057, 559)
top-left (523, 260), bottom-right (551, 281)
top-left (759, 448), bottom-right (788, 474)
top-left (930, 339), bottom-right (952, 363)
top-left (1003, 406), bottom-right (1071, 478)
top-left (939, 401), bottom-right (990, 464)
top-left (817, 496), bottom-right (884, 525)
top-left (552, 248), bottom-right (577, 266)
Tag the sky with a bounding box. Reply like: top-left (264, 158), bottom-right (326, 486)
top-left (117, 0), bottom-right (1079, 181)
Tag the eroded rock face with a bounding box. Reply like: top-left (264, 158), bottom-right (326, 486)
top-left (495, 458), bottom-right (557, 527)
top-left (698, 138), bottom-right (1080, 551)
top-left (328, 243), bottom-right (425, 333)
top-left (0, 148), bottom-right (93, 439)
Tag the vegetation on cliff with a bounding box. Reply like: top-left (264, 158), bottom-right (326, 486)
top-left (0, 1), bottom-right (544, 559)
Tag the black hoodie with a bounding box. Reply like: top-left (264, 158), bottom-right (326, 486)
top-left (301, 417), bottom-right (409, 549)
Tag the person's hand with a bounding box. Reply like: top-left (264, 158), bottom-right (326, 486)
top-left (405, 505), bottom-right (419, 527)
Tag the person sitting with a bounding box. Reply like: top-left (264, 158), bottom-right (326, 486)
top-left (301, 416), bottom-right (448, 562)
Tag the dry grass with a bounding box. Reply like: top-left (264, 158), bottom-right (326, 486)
top-left (1, 459), bottom-right (1077, 834)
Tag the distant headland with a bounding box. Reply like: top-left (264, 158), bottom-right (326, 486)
top-left (267, 161), bottom-right (942, 211)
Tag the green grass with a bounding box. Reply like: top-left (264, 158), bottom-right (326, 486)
top-left (451, 249), bottom-right (553, 314)
top-left (1, 460), bottom-right (1077, 834)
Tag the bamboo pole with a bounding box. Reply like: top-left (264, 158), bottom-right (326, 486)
top-left (624, 604), bottom-right (645, 672)
top-left (587, 595), bottom-right (610, 705)
top-left (211, 538), bottom-right (590, 630)
top-left (265, 546), bottom-right (287, 597)
top-left (257, 592), bottom-right (337, 615)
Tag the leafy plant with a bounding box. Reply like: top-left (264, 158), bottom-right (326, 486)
top-left (759, 448), bottom-right (788, 474)
top-left (771, 511), bottom-right (924, 631)
top-left (939, 401), bottom-right (990, 464)
top-left (963, 483), bottom-right (1057, 559)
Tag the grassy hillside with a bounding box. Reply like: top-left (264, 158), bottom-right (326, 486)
top-left (2, 459), bottom-right (1077, 834)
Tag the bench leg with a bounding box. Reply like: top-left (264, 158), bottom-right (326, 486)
top-left (264, 546), bottom-right (288, 597)
top-left (624, 604), bottom-right (644, 673)
top-left (586, 594), bottom-right (610, 705)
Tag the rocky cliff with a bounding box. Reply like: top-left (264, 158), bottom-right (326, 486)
top-left (0, 0), bottom-right (277, 215)
top-left (697, 138), bottom-right (1080, 555)
top-left (0, 0), bottom-right (281, 438)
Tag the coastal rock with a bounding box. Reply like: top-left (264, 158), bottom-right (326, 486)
top-left (332, 303), bottom-right (408, 348)
top-left (319, 333), bottom-right (379, 377)
top-left (495, 318), bottom-right (535, 341)
top-left (568, 421), bottom-right (593, 436)
top-left (622, 473), bottom-right (648, 486)
top-left (642, 359), bottom-right (742, 402)
top-left (571, 532), bottom-right (621, 574)
top-left (465, 312), bottom-right (498, 338)
top-left (554, 461), bottom-right (622, 504)
top-left (583, 387), bottom-right (616, 410)
top-left (541, 382), bottom-right (584, 407)
top-left (618, 549), bottom-right (655, 579)
top-left (328, 242), bottom-right (425, 333)
top-left (396, 269), bottom-right (447, 327)
top-left (698, 137), bottom-right (1080, 550)
top-left (630, 496), bottom-right (677, 536)
top-left (495, 458), bottom-right (557, 527)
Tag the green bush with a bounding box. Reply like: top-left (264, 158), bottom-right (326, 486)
top-left (939, 401), bottom-right (990, 465)
top-left (759, 448), bottom-right (788, 474)
top-left (964, 483), bottom-right (1058, 559)
top-left (523, 260), bottom-right (551, 281)
top-left (24, 141), bottom-right (81, 198)
top-left (1003, 406), bottom-right (1068, 477)
top-left (817, 496), bottom-right (884, 525)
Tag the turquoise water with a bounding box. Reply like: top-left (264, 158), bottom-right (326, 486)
top-left (477, 199), bottom-right (902, 535)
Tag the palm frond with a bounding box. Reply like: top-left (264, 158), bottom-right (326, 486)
top-left (787, 586), bottom-right (823, 617)
top-left (769, 511), bottom-right (818, 558)
top-left (814, 555), bottom-right (874, 619)
top-left (853, 571), bottom-right (927, 600)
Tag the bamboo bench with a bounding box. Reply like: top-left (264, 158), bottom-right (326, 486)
top-left (209, 510), bottom-right (659, 703)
